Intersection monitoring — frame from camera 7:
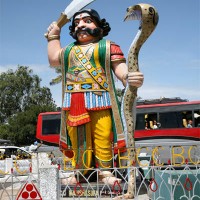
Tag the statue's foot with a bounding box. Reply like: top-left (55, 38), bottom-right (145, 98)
top-left (102, 177), bottom-right (122, 185)
top-left (112, 193), bottom-right (134, 200)
top-left (61, 176), bottom-right (77, 185)
top-left (100, 171), bottom-right (122, 185)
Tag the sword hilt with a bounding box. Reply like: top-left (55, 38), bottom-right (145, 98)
top-left (57, 12), bottom-right (70, 28)
top-left (44, 13), bottom-right (70, 38)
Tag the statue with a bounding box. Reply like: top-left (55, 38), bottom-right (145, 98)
top-left (46, 8), bottom-right (144, 185)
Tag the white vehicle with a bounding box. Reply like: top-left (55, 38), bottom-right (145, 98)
top-left (0, 146), bottom-right (31, 158)
top-left (0, 146), bottom-right (32, 177)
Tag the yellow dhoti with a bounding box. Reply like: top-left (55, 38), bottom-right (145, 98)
top-left (67, 109), bottom-right (113, 171)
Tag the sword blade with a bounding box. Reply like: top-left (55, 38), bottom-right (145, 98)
top-left (64, 0), bottom-right (96, 19)
top-left (44, 0), bottom-right (95, 37)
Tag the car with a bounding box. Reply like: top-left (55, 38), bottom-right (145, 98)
top-left (0, 146), bottom-right (32, 177)
top-left (0, 146), bottom-right (31, 159)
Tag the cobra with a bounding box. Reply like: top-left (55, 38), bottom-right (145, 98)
top-left (120, 3), bottom-right (159, 199)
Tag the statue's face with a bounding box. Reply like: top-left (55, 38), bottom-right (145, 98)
top-left (74, 13), bottom-right (99, 44)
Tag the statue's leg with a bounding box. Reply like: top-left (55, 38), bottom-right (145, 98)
top-left (90, 110), bottom-right (122, 185)
top-left (62, 124), bottom-right (93, 184)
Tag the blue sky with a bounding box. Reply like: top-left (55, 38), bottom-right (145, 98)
top-left (0, 0), bottom-right (199, 106)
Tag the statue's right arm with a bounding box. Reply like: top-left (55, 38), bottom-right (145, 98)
top-left (47, 22), bottom-right (62, 67)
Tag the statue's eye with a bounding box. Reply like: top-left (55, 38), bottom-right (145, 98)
top-left (74, 21), bottom-right (79, 27)
top-left (85, 19), bottom-right (92, 24)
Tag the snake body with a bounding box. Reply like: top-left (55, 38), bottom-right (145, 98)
top-left (120, 4), bottom-right (159, 198)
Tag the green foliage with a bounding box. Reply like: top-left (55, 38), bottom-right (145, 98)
top-left (5, 105), bottom-right (55, 145)
top-left (0, 124), bottom-right (10, 140)
top-left (115, 88), bottom-right (123, 97)
top-left (0, 66), bottom-right (57, 145)
top-left (49, 66), bottom-right (62, 86)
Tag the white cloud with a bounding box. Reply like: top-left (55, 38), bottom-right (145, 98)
top-left (0, 64), bottom-right (18, 73)
top-left (0, 64), bottom-right (50, 74)
top-left (114, 79), bottom-right (200, 101)
top-left (139, 85), bottom-right (200, 101)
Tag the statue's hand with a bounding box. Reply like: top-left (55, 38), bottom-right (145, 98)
top-left (47, 21), bottom-right (61, 36)
top-left (45, 21), bottom-right (61, 38)
top-left (127, 71), bottom-right (144, 88)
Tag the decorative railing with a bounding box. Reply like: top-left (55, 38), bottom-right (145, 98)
top-left (0, 141), bottom-right (199, 200)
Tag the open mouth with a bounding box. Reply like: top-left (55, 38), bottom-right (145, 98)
top-left (77, 31), bottom-right (89, 38)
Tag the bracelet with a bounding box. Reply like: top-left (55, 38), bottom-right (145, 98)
top-left (47, 35), bottom-right (60, 42)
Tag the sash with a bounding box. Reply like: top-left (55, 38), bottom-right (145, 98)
top-left (103, 41), bottom-right (125, 144)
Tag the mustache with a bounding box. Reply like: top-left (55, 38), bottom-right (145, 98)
top-left (73, 27), bottom-right (102, 38)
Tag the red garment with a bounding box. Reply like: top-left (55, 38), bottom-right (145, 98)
top-left (67, 93), bottom-right (91, 126)
top-left (110, 43), bottom-right (126, 61)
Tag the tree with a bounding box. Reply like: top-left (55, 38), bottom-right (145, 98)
top-left (0, 66), bottom-right (56, 123)
top-left (49, 66), bottom-right (62, 85)
top-left (6, 105), bottom-right (56, 146)
top-left (0, 66), bottom-right (57, 145)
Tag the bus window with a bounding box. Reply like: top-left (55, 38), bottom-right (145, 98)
top-left (42, 114), bottom-right (61, 135)
top-left (135, 113), bottom-right (158, 130)
top-left (182, 111), bottom-right (193, 128)
top-left (136, 114), bottom-right (146, 130)
top-left (159, 112), bottom-right (183, 128)
top-left (194, 110), bottom-right (200, 127)
top-left (136, 113), bottom-right (158, 130)
top-left (147, 113), bottom-right (157, 129)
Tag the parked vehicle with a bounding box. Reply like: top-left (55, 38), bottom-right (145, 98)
top-left (0, 146), bottom-right (32, 177)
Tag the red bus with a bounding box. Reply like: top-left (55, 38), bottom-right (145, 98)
top-left (36, 99), bottom-right (200, 144)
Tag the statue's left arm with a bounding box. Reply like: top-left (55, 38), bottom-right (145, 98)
top-left (110, 42), bottom-right (144, 87)
top-left (112, 61), bottom-right (144, 88)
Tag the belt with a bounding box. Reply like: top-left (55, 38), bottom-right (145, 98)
top-left (66, 82), bottom-right (106, 92)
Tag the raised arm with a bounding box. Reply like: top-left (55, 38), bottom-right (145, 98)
top-left (46, 22), bottom-right (62, 67)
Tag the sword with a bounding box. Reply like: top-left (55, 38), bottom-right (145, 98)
top-left (45, 0), bottom-right (96, 37)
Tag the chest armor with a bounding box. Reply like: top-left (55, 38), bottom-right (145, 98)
top-left (66, 42), bottom-right (108, 92)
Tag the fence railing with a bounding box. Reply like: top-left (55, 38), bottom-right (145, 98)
top-left (0, 142), bottom-right (199, 200)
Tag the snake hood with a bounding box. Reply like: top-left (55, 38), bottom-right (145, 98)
top-left (124, 4), bottom-right (159, 32)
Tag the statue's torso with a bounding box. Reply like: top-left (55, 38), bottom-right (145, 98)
top-left (66, 42), bottom-right (107, 93)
